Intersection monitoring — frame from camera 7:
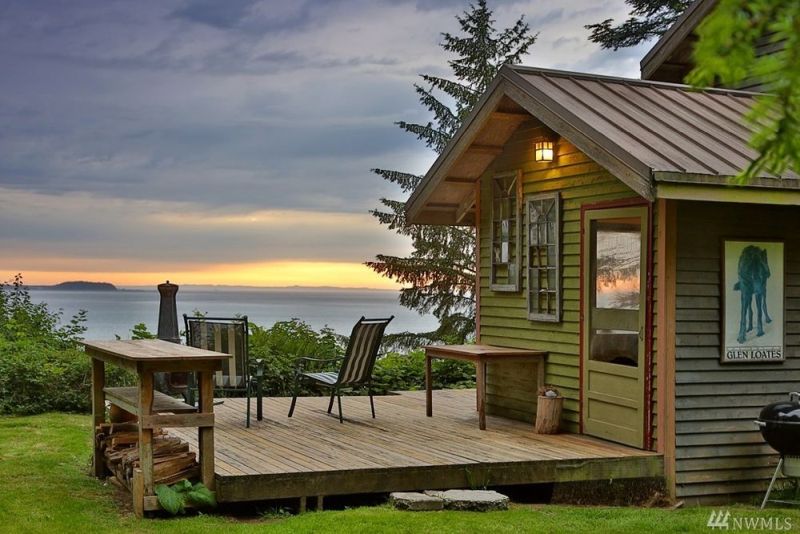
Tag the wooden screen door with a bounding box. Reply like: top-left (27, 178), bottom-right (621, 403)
top-left (582, 206), bottom-right (648, 448)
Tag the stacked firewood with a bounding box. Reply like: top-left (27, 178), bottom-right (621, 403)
top-left (96, 423), bottom-right (200, 489)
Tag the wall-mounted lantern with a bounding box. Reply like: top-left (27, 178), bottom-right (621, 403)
top-left (534, 140), bottom-right (555, 162)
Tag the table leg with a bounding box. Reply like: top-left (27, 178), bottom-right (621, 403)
top-left (425, 353), bottom-right (433, 417)
top-left (137, 371), bottom-right (155, 506)
top-left (91, 358), bottom-right (106, 477)
top-left (476, 363), bottom-right (481, 411)
top-left (477, 360), bottom-right (486, 430)
top-left (198, 371), bottom-right (215, 490)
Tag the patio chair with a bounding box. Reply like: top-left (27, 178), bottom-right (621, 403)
top-left (287, 316), bottom-right (393, 423)
top-left (183, 315), bottom-right (265, 427)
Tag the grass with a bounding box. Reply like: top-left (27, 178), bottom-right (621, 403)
top-left (2, 413), bottom-right (799, 533)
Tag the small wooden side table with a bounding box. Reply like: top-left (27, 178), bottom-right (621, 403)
top-left (83, 339), bottom-right (230, 516)
top-left (424, 344), bottom-right (548, 430)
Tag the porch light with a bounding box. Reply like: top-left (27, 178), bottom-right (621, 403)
top-left (535, 140), bottom-right (554, 162)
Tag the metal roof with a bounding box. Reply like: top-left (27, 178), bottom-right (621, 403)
top-left (509, 66), bottom-right (797, 183)
top-left (406, 65), bottom-right (799, 225)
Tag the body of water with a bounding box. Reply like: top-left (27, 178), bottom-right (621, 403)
top-left (28, 287), bottom-right (438, 340)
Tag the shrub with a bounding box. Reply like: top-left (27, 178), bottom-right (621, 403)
top-left (371, 350), bottom-right (475, 394)
top-left (0, 274), bottom-right (134, 415)
top-left (247, 319), bottom-right (475, 397)
top-left (0, 339), bottom-right (133, 415)
top-left (248, 318), bottom-right (343, 396)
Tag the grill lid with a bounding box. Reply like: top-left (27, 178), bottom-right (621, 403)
top-left (759, 392), bottom-right (800, 423)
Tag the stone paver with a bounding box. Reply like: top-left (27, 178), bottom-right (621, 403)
top-left (390, 492), bottom-right (445, 511)
top-left (424, 489), bottom-right (509, 511)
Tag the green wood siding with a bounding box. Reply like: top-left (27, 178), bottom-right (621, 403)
top-left (674, 201), bottom-right (800, 504)
top-left (478, 119), bottom-right (658, 434)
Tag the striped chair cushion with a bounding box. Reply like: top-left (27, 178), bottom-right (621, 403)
top-left (337, 318), bottom-right (391, 386)
top-left (303, 372), bottom-right (339, 385)
top-left (186, 319), bottom-right (247, 388)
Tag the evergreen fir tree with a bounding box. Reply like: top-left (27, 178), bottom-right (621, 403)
top-left (586, 0), bottom-right (691, 50)
top-left (367, 1), bottom-right (537, 344)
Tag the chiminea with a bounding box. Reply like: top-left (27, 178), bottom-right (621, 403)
top-left (155, 281), bottom-right (189, 396)
top-left (755, 392), bottom-right (800, 476)
top-left (157, 281), bottom-right (180, 343)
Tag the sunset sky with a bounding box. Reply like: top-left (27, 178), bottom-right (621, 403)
top-left (0, 0), bottom-right (649, 289)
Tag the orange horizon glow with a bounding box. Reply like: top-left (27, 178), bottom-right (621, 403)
top-left (3, 260), bottom-right (401, 290)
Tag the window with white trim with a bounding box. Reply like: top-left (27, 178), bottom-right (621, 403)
top-left (490, 171), bottom-right (521, 292)
top-left (526, 192), bottom-right (561, 321)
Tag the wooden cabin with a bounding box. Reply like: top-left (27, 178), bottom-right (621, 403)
top-left (405, 4), bottom-right (799, 504)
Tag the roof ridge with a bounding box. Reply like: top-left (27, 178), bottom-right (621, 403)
top-left (505, 64), bottom-right (766, 98)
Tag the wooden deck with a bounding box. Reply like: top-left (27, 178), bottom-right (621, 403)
top-left (170, 389), bottom-right (663, 503)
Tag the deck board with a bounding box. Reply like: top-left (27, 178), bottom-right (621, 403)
top-left (170, 389), bottom-right (663, 502)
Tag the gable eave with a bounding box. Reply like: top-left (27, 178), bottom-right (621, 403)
top-left (406, 67), bottom-right (656, 225)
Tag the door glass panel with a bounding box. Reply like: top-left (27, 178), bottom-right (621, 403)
top-left (589, 217), bottom-right (642, 368)
top-left (593, 218), bottom-right (641, 310)
top-left (589, 328), bottom-right (639, 366)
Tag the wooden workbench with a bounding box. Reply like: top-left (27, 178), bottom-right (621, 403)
top-left (424, 344), bottom-right (547, 430)
top-left (83, 339), bottom-right (230, 516)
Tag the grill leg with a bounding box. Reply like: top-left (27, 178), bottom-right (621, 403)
top-left (761, 458), bottom-right (783, 510)
top-left (337, 392), bottom-right (343, 424)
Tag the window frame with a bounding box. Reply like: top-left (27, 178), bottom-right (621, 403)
top-left (525, 191), bottom-right (562, 322)
top-left (489, 170), bottom-right (522, 292)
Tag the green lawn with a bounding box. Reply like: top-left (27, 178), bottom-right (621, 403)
top-left (1, 413), bottom-right (798, 533)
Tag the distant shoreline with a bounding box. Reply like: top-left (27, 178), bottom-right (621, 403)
top-left (27, 283), bottom-right (397, 293)
top-left (28, 281), bottom-right (118, 291)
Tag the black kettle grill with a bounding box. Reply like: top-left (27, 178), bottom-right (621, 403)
top-left (756, 392), bottom-right (800, 457)
top-left (755, 392), bottom-right (800, 509)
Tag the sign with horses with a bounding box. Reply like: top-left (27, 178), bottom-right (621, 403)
top-left (722, 240), bottom-right (785, 363)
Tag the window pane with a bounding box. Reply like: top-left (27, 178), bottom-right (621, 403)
top-left (530, 268), bottom-right (539, 293)
top-left (547, 268), bottom-right (556, 290)
top-left (530, 223), bottom-right (540, 246)
top-left (589, 328), bottom-right (639, 366)
top-left (538, 223), bottom-right (548, 247)
top-left (593, 219), bottom-right (641, 310)
top-left (539, 269), bottom-right (548, 290)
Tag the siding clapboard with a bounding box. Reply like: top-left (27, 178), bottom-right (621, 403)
top-left (478, 118), bottom-right (658, 438)
top-left (674, 201), bottom-right (800, 504)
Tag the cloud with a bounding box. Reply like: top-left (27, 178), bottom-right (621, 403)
top-left (0, 0), bottom-right (657, 284)
top-left (0, 187), bottom-right (411, 265)
top-left (170, 0), bottom-right (261, 29)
